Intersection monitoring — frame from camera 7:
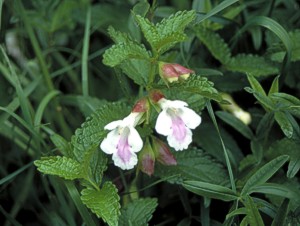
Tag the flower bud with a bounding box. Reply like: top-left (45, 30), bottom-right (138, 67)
top-left (219, 93), bottom-right (252, 125)
top-left (159, 62), bottom-right (194, 83)
top-left (132, 98), bottom-right (149, 113)
top-left (149, 90), bottom-right (165, 103)
top-left (152, 137), bottom-right (177, 166)
top-left (138, 140), bottom-right (155, 176)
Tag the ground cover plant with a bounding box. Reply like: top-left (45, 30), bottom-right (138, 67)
top-left (1, 0), bottom-right (300, 225)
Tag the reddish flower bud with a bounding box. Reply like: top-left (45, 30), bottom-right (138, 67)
top-left (152, 137), bottom-right (177, 166)
top-left (159, 62), bottom-right (194, 83)
top-left (132, 98), bottom-right (149, 113)
top-left (138, 140), bottom-right (155, 176)
top-left (149, 90), bottom-right (165, 103)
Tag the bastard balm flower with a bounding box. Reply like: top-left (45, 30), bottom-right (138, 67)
top-left (155, 97), bottom-right (201, 151)
top-left (159, 62), bottom-right (194, 83)
top-left (100, 112), bottom-right (143, 170)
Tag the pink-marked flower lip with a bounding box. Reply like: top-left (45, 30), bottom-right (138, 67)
top-left (100, 112), bottom-right (143, 170)
top-left (159, 62), bottom-right (194, 83)
top-left (132, 98), bottom-right (149, 113)
top-left (149, 90), bottom-right (165, 103)
top-left (152, 137), bottom-right (177, 166)
top-left (155, 98), bottom-right (201, 151)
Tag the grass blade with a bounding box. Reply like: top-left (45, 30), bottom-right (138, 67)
top-left (195, 0), bottom-right (239, 24)
top-left (0, 162), bottom-right (33, 185)
top-left (82, 5), bottom-right (91, 97)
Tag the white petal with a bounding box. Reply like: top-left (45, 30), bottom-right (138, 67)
top-left (155, 110), bottom-right (172, 136)
top-left (104, 120), bottom-right (123, 130)
top-left (128, 127), bottom-right (143, 153)
top-left (159, 99), bottom-right (187, 109)
top-left (180, 107), bottom-right (202, 129)
top-left (112, 151), bottom-right (138, 170)
top-left (167, 128), bottom-right (192, 151)
top-left (100, 130), bottom-right (119, 154)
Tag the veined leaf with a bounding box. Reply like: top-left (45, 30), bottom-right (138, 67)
top-left (71, 102), bottom-right (130, 161)
top-left (154, 148), bottom-right (230, 186)
top-left (195, 25), bottom-right (231, 64)
top-left (268, 76), bottom-right (279, 95)
top-left (243, 195), bottom-right (265, 226)
top-left (119, 198), bottom-right (158, 226)
top-left (135, 10), bottom-right (195, 54)
top-left (247, 74), bottom-right (267, 96)
top-left (161, 75), bottom-right (223, 102)
top-left (34, 156), bottom-right (83, 180)
top-left (241, 155), bottom-right (289, 196)
top-left (107, 26), bottom-right (134, 44)
top-left (270, 93), bottom-right (300, 118)
top-left (271, 199), bottom-right (289, 226)
top-left (81, 182), bottom-right (120, 226)
top-left (50, 133), bottom-right (74, 158)
top-left (183, 181), bottom-right (238, 201)
top-left (227, 54), bottom-right (278, 77)
top-left (103, 42), bottom-right (150, 67)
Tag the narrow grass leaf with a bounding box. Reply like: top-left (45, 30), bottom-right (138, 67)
top-left (271, 199), bottom-right (289, 226)
top-left (65, 181), bottom-right (97, 226)
top-left (183, 181), bottom-right (238, 201)
top-left (0, 162), bottom-right (32, 185)
top-left (34, 90), bottom-right (60, 130)
top-left (82, 5), bottom-right (91, 97)
top-left (241, 155), bottom-right (289, 196)
top-left (195, 0), bottom-right (239, 24)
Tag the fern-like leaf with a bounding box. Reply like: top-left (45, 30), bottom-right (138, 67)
top-left (195, 25), bottom-right (232, 64)
top-left (227, 54), bottom-right (278, 77)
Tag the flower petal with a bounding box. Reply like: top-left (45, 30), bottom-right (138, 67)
top-left (167, 127), bottom-right (192, 151)
top-left (100, 130), bottom-right (119, 154)
top-left (104, 120), bottom-right (123, 130)
top-left (112, 151), bottom-right (138, 170)
top-left (180, 107), bottom-right (202, 129)
top-left (128, 127), bottom-right (143, 153)
top-left (155, 110), bottom-right (172, 136)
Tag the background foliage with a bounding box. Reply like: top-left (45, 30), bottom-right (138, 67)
top-left (1, 0), bottom-right (300, 225)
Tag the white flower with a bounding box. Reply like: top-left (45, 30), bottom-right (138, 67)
top-left (155, 98), bottom-right (201, 151)
top-left (100, 112), bottom-right (143, 170)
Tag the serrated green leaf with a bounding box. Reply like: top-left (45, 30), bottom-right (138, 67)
top-left (50, 133), bottom-right (74, 158)
top-left (241, 155), bottom-right (289, 196)
top-left (107, 26), bottom-right (134, 44)
top-left (195, 25), bottom-right (231, 64)
top-left (34, 156), bottom-right (83, 180)
top-left (81, 146), bottom-right (108, 186)
top-left (183, 181), bottom-right (238, 201)
top-left (71, 102), bottom-right (130, 161)
top-left (158, 75), bottom-right (223, 102)
top-left (274, 111), bottom-right (293, 138)
top-left (81, 182), bottom-right (120, 226)
top-left (216, 111), bottom-right (254, 139)
top-left (120, 59), bottom-right (151, 86)
top-left (119, 198), bottom-right (158, 226)
top-left (227, 54), bottom-right (278, 77)
top-left (103, 42), bottom-right (150, 67)
top-left (154, 148), bottom-right (230, 186)
top-left (243, 195), bottom-right (265, 226)
top-left (135, 10), bottom-right (195, 54)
